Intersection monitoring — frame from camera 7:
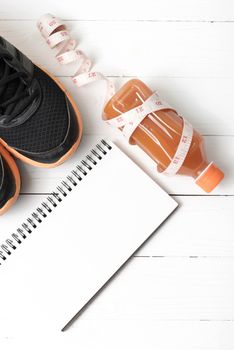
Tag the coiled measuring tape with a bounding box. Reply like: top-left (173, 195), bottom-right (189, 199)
top-left (37, 14), bottom-right (193, 176)
top-left (37, 13), bottom-right (115, 106)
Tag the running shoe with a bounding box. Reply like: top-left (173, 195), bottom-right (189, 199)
top-left (0, 36), bottom-right (83, 167)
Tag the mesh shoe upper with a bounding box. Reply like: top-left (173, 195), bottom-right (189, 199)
top-left (0, 66), bottom-right (69, 153)
top-left (0, 37), bottom-right (81, 164)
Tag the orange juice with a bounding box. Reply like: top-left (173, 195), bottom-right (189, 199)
top-left (103, 79), bottom-right (224, 192)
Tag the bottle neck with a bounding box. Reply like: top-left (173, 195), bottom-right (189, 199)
top-left (192, 161), bottom-right (211, 179)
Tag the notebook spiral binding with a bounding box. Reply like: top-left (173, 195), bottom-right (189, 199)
top-left (0, 140), bottom-right (112, 265)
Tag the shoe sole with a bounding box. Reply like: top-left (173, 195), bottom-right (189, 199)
top-left (0, 65), bottom-right (83, 168)
top-left (0, 143), bottom-right (21, 215)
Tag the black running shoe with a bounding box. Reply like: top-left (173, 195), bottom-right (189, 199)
top-left (0, 37), bottom-right (83, 168)
top-left (0, 143), bottom-right (20, 215)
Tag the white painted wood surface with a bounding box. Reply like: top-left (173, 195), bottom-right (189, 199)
top-left (0, 1), bottom-right (234, 349)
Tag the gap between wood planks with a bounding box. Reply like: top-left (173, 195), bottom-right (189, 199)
top-left (19, 193), bottom-right (234, 197)
top-left (1, 19), bottom-right (234, 23)
top-left (134, 255), bottom-right (234, 258)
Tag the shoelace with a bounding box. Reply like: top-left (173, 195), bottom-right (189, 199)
top-left (0, 53), bottom-right (37, 122)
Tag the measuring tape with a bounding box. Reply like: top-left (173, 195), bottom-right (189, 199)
top-left (107, 92), bottom-right (193, 175)
top-left (106, 92), bottom-right (172, 140)
top-left (37, 14), bottom-right (193, 176)
top-left (37, 13), bottom-right (115, 107)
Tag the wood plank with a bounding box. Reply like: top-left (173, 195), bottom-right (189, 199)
top-left (0, 21), bottom-right (234, 78)
top-left (17, 135), bottom-right (233, 195)
top-left (74, 258), bottom-right (234, 321)
top-left (1, 195), bottom-right (233, 258)
top-left (1, 320), bottom-right (234, 349)
top-left (138, 196), bottom-right (234, 257)
top-left (0, 321), bottom-right (234, 349)
top-left (60, 76), bottom-right (234, 135)
top-left (2, 21), bottom-right (234, 134)
top-left (0, 0), bottom-right (234, 21)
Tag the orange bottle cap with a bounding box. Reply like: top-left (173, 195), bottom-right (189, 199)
top-left (195, 162), bottom-right (224, 193)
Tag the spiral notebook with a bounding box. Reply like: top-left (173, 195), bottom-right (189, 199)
top-left (0, 139), bottom-right (177, 334)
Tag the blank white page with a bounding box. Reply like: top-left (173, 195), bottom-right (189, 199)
top-left (0, 140), bottom-right (177, 335)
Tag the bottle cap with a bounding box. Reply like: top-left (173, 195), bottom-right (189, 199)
top-left (195, 162), bottom-right (224, 193)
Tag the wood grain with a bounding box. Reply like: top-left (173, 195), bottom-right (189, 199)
top-left (62, 77), bottom-right (234, 136)
top-left (1, 321), bottom-right (234, 349)
top-left (77, 258), bottom-right (234, 321)
top-left (0, 21), bottom-right (234, 79)
top-left (0, 0), bottom-right (234, 21)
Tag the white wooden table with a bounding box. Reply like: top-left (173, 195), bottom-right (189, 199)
top-left (0, 1), bottom-right (234, 348)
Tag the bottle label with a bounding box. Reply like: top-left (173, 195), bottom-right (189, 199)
top-left (107, 92), bottom-right (193, 175)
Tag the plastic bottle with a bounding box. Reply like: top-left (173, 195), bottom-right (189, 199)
top-left (103, 79), bottom-right (224, 192)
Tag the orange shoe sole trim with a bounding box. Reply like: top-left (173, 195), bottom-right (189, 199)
top-left (0, 143), bottom-right (21, 215)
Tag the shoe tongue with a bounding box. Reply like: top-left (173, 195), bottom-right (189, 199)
top-left (0, 58), bottom-right (19, 105)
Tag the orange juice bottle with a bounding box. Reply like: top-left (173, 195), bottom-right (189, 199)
top-left (103, 79), bottom-right (224, 192)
